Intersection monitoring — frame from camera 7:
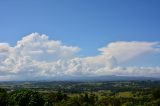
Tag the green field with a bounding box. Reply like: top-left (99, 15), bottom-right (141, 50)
top-left (0, 81), bottom-right (160, 106)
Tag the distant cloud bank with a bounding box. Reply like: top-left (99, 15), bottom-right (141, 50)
top-left (0, 33), bottom-right (160, 80)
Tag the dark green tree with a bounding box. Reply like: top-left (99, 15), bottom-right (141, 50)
top-left (0, 88), bottom-right (8, 106)
top-left (9, 90), bottom-right (45, 106)
top-left (152, 88), bottom-right (160, 100)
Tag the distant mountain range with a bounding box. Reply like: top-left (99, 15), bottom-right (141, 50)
top-left (1, 75), bottom-right (159, 82)
top-left (42, 75), bottom-right (160, 82)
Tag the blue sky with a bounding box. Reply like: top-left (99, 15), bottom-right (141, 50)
top-left (0, 0), bottom-right (160, 80)
top-left (0, 0), bottom-right (160, 56)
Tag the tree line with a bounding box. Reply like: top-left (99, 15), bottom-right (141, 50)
top-left (0, 88), bottom-right (160, 106)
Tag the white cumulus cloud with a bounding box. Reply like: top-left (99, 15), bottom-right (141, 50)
top-left (0, 33), bottom-right (160, 80)
top-left (99, 41), bottom-right (160, 63)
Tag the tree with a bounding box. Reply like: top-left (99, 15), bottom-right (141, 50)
top-left (0, 88), bottom-right (8, 106)
top-left (96, 97), bottom-right (110, 106)
top-left (44, 91), bottom-right (68, 106)
top-left (9, 90), bottom-right (45, 106)
top-left (152, 88), bottom-right (160, 100)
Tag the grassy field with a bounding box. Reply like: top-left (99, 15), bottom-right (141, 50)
top-left (116, 92), bottom-right (133, 98)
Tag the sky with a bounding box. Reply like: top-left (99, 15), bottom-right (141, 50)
top-left (0, 0), bottom-right (160, 80)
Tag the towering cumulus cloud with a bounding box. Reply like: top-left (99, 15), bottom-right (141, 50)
top-left (0, 33), bottom-right (160, 80)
